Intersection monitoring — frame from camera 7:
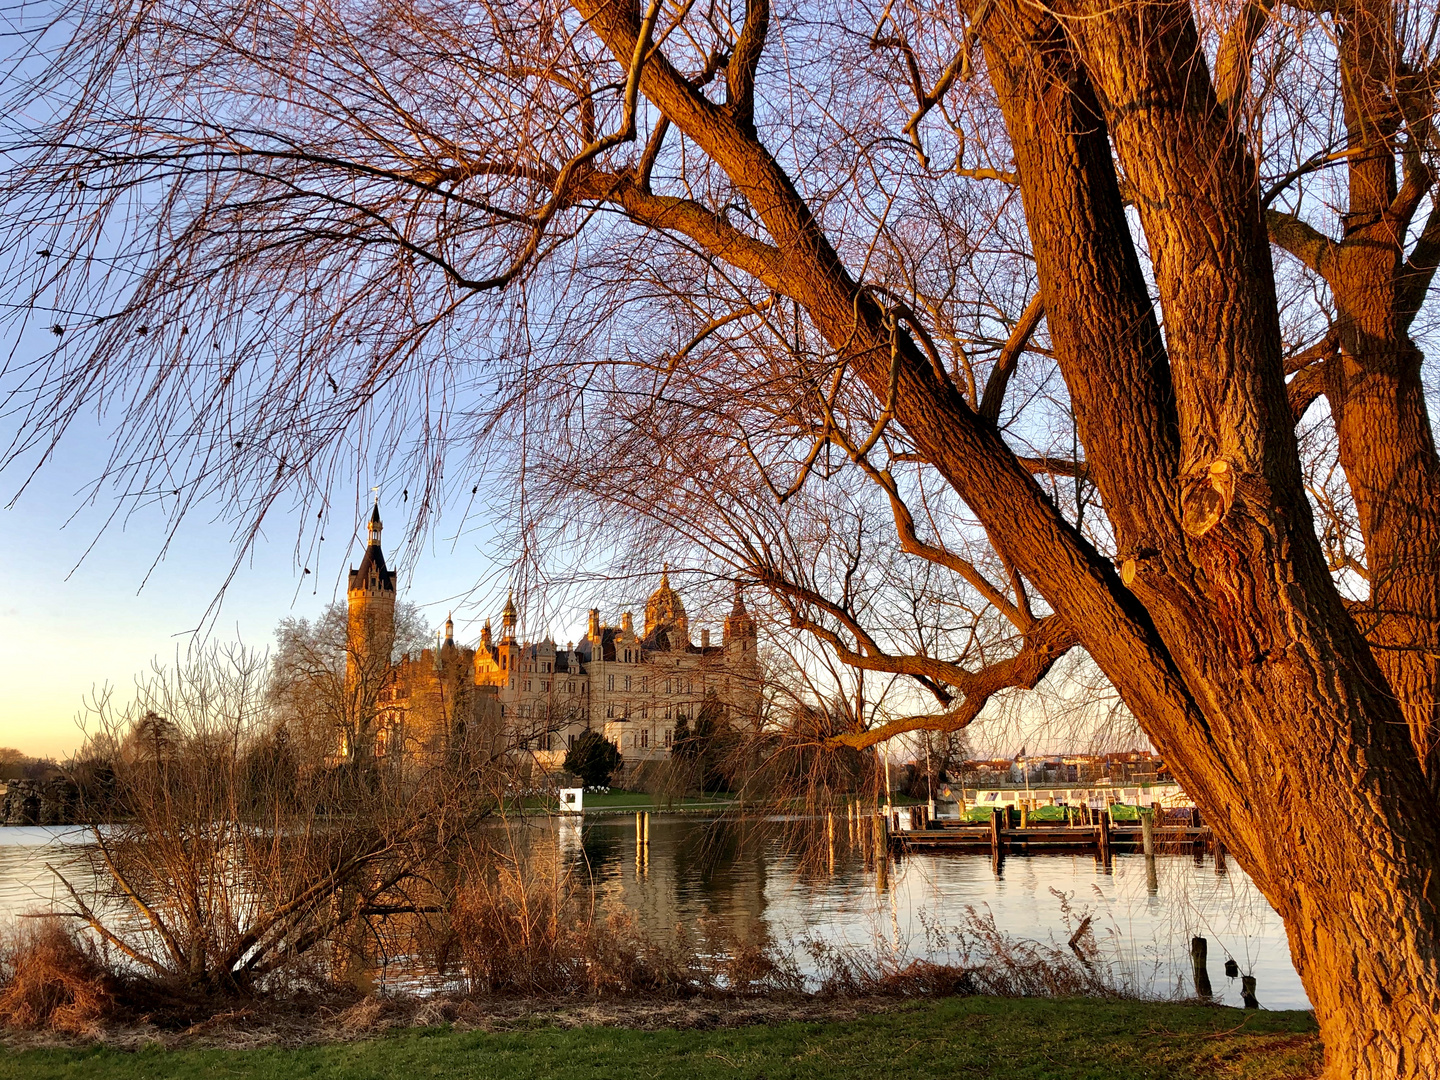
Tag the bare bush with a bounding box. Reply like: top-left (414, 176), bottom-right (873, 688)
top-left (0, 921), bottom-right (122, 1033)
top-left (53, 645), bottom-right (504, 999)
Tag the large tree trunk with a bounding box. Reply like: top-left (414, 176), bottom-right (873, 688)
top-left (570, 0), bottom-right (1440, 1072)
top-left (1320, 3), bottom-right (1440, 777)
top-left (975, 3), bottom-right (1440, 1075)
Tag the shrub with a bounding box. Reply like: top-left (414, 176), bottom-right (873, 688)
top-left (0, 921), bottom-right (121, 1033)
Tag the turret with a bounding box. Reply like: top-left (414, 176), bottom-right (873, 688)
top-left (346, 503), bottom-right (398, 700)
top-left (501, 591), bottom-right (517, 641)
top-left (480, 617), bottom-right (493, 651)
top-left (723, 584), bottom-right (757, 654)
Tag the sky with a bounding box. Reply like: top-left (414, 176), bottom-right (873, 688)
top-left (0, 436), bottom-right (506, 759)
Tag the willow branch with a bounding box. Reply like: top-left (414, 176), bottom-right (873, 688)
top-left (823, 616), bottom-right (1078, 749)
top-left (979, 291), bottom-right (1044, 423)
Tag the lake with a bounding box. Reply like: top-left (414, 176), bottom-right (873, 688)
top-left (0, 815), bottom-right (1308, 1010)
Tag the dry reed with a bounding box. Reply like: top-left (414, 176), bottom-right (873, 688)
top-left (0, 920), bottom-right (123, 1033)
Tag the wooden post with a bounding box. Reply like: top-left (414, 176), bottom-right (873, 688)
top-left (1241, 975), bottom-right (1259, 1009)
top-left (1098, 809), bottom-right (1113, 867)
top-left (1215, 841), bottom-right (1227, 874)
top-left (826, 811), bottom-right (836, 873)
top-left (1191, 937), bottom-right (1213, 999)
top-left (874, 814), bottom-right (889, 892)
top-left (1020, 804), bottom-right (1029, 829)
top-left (1142, 808), bottom-right (1158, 894)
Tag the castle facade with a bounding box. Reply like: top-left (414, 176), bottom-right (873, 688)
top-left (345, 506), bottom-right (762, 773)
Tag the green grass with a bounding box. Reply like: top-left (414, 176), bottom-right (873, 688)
top-left (0, 998), bottom-right (1320, 1080)
top-left (515, 789), bottom-right (738, 813)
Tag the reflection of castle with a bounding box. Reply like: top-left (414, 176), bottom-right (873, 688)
top-left (345, 506), bottom-right (762, 769)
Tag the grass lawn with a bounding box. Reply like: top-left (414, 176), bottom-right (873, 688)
top-left (552, 789), bottom-right (736, 812)
top-left (0, 998), bottom-right (1321, 1080)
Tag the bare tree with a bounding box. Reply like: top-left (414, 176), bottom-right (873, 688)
top-left (2, 0), bottom-right (1440, 1071)
top-left (267, 601), bottom-right (431, 766)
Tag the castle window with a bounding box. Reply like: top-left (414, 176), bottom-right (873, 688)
top-left (641, 676), bottom-right (648, 693)
top-left (542, 680), bottom-right (551, 692)
top-left (607, 705), bottom-right (615, 718)
top-left (639, 729), bottom-right (649, 749)
top-left (665, 678), bottom-right (672, 694)
top-left (640, 704), bottom-right (648, 718)
top-left (623, 675), bottom-right (631, 692)
top-left (524, 679), bottom-right (532, 692)
top-left (607, 675), bottom-right (615, 692)
top-left (568, 733), bottom-right (576, 749)
top-left (663, 728), bottom-right (673, 747)
top-left (567, 682), bottom-right (575, 693)
top-left (664, 705), bottom-right (673, 719)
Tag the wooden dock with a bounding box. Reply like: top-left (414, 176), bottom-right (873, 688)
top-left (890, 805), bottom-right (1218, 866)
top-left (896, 824), bottom-right (1212, 852)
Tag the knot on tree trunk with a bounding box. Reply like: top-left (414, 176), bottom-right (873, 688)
top-left (1181, 459), bottom-right (1236, 537)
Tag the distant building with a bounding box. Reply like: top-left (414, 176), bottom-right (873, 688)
top-left (959, 751), bottom-right (1170, 788)
top-left (343, 506), bottom-right (762, 773)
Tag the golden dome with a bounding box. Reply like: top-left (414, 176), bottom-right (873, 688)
top-left (644, 566), bottom-right (689, 647)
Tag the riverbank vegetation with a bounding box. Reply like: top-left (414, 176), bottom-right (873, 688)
top-left (0, 998), bottom-right (1321, 1080)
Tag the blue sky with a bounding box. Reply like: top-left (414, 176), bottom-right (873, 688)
top-left (0, 416), bottom-right (525, 759)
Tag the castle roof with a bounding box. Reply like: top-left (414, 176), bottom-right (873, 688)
top-left (724, 583), bottom-right (755, 639)
top-left (348, 505), bottom-right (396, 593)
top-left (643, 566), bottom-right (689, 647)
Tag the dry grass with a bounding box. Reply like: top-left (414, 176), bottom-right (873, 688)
top-left (0, 921), bottom-right (122, 1034)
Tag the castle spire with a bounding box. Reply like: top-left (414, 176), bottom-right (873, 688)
top-left (501, 591), bottom-right (517, 641)
top-left (367, 502), bottom-right (383, 547)
top-left (444, 611), bottom-right (454, 646)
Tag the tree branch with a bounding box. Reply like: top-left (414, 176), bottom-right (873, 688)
top-left (726, 0), bottom-right (768, 133)
top-left (1287, 361), bottom-right (1331, 422)
top-left (1266, 207), bottom-right (1337, 276)
top-left (1397, 197), bottom-right (1440, 331)
top-left (823, 616), bottom-right (1078, 749)
top-left (979, 291), bottom-right (1044, 423)
top-left (1214, 0), bottom-right (1275, 116)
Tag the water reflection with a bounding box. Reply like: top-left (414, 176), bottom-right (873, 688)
top-left (0, 817), bottom-right (1307, 1010)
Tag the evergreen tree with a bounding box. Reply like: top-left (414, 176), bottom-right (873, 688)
top-left (562, 730), bottom-right (621, 789)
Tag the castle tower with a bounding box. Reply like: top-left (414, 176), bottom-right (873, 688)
top-left (723, 584), bottom-right (757, 656)
top-left (347, 504), bottom-right (398, 692)
top-left (501, 592), bottom-right (517, 642)
top-left (440, 611), bottom-right (458, 663)
top-left (722, 584), bottom-right (761, 725)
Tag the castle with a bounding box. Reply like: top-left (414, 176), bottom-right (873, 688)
top-left (344, 506), bottom-right (762, 773)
